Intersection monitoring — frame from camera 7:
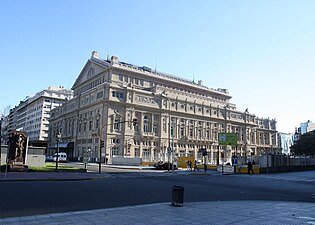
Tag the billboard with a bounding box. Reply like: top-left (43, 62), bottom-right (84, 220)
top-left (218, 133), bottom-right (237, 146)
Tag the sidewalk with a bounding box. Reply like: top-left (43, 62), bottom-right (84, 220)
top-left (0, 201), bottom-right (314, 224)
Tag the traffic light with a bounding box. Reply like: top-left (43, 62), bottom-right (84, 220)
top-left (132, 118), bottom-right (138, 126)
top-left (100, 140), bottom-right (104, 148)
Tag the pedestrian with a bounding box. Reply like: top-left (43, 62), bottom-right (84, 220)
top-left (247, 161), bottom-right (254, 174)
top-left (194, 160), bottom-right (199, 171)
top-left (204, 163), bottom-right (207, 175)
top-left (186, 160), bottom-right (190, 171)
top-left (188, 160), bottom-right (192, 171)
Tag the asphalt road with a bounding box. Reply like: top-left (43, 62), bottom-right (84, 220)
top-left (0, 171), bottom-right (314, 218)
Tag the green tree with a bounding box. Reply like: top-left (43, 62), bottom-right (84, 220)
top-left (290, 130), bottom-right (315, 156)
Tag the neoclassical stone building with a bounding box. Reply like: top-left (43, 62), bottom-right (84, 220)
top-left (48, 51), bottom-right (277, 164)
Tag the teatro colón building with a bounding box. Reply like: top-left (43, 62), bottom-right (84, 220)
top-left (48, 51), bottom-right (278, 165)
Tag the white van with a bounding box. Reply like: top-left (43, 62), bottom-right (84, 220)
top-left (53, 152), bottom-right (67, 162)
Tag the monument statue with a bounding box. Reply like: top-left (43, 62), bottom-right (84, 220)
top-left (8, 131), bottom-right (28, 168)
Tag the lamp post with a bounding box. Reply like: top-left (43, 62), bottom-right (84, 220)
top-left (162, 94), bottom-right (171, 172)
top-left (55, 131), bottom-right (61, 172)
top-left (99, 123), bottom-right (107, 174)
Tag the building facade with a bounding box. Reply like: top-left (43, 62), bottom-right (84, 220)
top-left (293, 120), bottom-right (315, 144)
top-left (49, 52), bottom-right (278, 164)
top-left (7, 86), bottom-right (73, 147)
top-left (278, 132), bottom-right (293, 155)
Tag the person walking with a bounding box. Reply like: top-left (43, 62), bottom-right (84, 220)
top-left (194, 160), bottom-right (199, 171)
top-left (188, 160), bottom-right (192, 171)
top-left (203, 163), bottom-right (207, 175)
top-left (247, 161), bottom-right (254, 174)
top-left (186, 160), bottom-right (190, 171)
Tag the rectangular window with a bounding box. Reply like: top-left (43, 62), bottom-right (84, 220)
top-left (96, 119), bottom-right (99, 129)
top-left (97, 91), bottom-right (103, 99)
top-left (153, 125), bottom-right (158, 134)
top-left (114, 117), bottom-right (120, 130)
top-left (180, 127), bottom-right (184, 137)
top-left (89, 121), bottom-right (92, 131)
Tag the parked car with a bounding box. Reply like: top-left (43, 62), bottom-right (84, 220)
top-left (45, 155), bottom-right (54, 162)
top-left (53, 152), bottom-right (68, 162)
top-left (154, 161), bottom-right (177, 170)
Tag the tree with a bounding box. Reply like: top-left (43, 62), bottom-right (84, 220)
top-left (290, 130), bottom-right (315, 156)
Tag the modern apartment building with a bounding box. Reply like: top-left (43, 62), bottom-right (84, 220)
top-left (49, 51), bottom-right (278, 164)
top-left (7, 86), bottom-right (73, 147)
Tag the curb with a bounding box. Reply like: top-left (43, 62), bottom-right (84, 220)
top-left (0, 176), bottom-right (110, 182)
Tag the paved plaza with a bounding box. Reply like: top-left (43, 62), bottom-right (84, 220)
top-left (0, 200), bottom-right (314, 225)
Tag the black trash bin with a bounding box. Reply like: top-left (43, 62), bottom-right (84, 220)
top-left (171, 185), bottom-right (184, 207)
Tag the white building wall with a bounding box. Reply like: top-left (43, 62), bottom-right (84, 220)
top-left (49, 52), bottom-right (278, 164)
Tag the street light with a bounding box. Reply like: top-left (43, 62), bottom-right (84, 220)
top-left (55, 131), bottom-right (61, 172)
top-left (99, 123), bottom-right (107, 174)
top-left (162, 94), bottom-right (172, 172)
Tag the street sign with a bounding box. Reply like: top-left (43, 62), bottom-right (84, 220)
top-left (83, 157), bottom-right (89, 163)
top-left (232, 155), bottom-right (238, 166)
top-left (218, 133), bottom-right (237, 146)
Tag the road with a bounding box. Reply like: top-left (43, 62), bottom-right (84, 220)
top-left (0, 170), bottom-right (314, 218)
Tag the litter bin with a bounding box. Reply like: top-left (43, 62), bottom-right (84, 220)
top-left (171, 185), bottom-right (184, 207)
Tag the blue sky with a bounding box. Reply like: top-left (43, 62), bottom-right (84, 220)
top-left (1, 0), bottom-right (315, 133)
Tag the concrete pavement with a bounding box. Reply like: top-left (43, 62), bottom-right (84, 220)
top-left (1, 166), bottom-right (315, 224)
top-left (0, 200), bottom-right (314, 224)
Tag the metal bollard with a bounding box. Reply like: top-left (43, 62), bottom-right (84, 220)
top-left (171, 185), bottom-right (184, 207)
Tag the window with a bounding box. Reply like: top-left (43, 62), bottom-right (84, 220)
top-left (180, 127), bottom-right (184, 137)
top-left (97, 91), bottom-right (103, 99)
top-left (114, 117), bottom-right (120, 130)
top-left (89, 121), bottom-right (92, 131)
top-left (112, 91), bottom-right (124, 99)
top-left (142, 149), bottom-right (151, 162)
top-left (112, 147), bottom-right (119, 157)
top-left (83, 122), bottom-right (87, 132)
top-left (198, 130), bottom-right (202, 138)
top-left (143, 115), bottom-right (149, 132)
top-left (119, 74), bottom-right (123, 81)
top-left (153, 125), bottom-right (158, 134)
top-left (112, 138), bottom-right (120, 144)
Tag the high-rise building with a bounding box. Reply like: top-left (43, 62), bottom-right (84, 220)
top-left (278, 132), bottom-right (293, 155)
top-left (49, 52), bottom-right (278, 164)
top-left (8, 86), bottom-right (73, 147)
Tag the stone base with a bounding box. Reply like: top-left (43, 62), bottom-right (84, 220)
top-left (9, 164), bottom-right (28, 172)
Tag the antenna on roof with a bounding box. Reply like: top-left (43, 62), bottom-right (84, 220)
top-left (154, 56), bottom-right (157, 73)
top-left (107, 42), bottom-right (110, 61)
top-left (192, 66), bottom-right (195, 84)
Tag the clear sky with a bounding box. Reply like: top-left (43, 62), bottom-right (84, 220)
top-left (1, 0), bottom-right (314, 133)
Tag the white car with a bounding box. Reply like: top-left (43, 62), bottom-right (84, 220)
top-left (53, 152), bottom-right (68, 162)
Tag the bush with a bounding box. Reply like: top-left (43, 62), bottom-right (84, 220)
top-left (0, 164), bottom-right (10, 172)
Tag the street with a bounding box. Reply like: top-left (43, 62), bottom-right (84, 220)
top-left (0, 170), bottom-right (314, 218)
